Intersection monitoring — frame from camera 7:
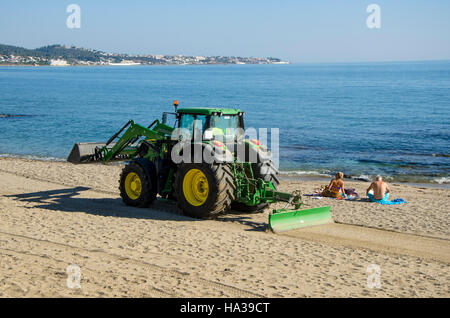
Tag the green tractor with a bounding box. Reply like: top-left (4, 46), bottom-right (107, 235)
top-left (68, 101), bottom-right (331, 232)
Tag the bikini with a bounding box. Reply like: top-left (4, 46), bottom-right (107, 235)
top-left (324, 182), bottom-right (345, 198)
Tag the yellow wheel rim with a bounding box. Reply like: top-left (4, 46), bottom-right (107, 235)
top-left (183, 169), bottom-right (209, 206)
top-left (124, 172), bottom-right (142, 200)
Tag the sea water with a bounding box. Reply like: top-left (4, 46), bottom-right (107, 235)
top-left (0, 62), bottom-right (449, 184)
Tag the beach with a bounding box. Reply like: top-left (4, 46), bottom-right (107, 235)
top-left (0, 157), bottom-right (448, 297)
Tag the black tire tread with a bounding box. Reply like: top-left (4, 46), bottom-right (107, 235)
top-left (119, 162), bottom-right (156, 208)
top-left (174, 163), bottom-right (235, 218)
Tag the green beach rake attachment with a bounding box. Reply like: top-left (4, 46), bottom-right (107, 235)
top-left (268, 190), bottom-right (332, 233)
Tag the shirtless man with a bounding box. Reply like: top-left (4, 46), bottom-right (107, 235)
top-left (366, 175), bottom-right (390, 201)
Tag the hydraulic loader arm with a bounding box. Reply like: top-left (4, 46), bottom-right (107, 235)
top-left (99, 120), bottom-right (168, 162)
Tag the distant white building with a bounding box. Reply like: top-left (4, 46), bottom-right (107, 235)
top-left (108, 60), bottom-right (141, 66)
top-left (50, 59), bottom-right (69, 66)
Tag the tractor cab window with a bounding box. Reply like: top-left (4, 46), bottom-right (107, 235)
top-left (209, 115), bottom-right (241, 140)
top-left (179, 114), bottom-right (207, 140)
top-left (180, 114), bottom-right (195, 132)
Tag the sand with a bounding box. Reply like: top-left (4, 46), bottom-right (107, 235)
top-left (0, 157), bottom-right (449, 297)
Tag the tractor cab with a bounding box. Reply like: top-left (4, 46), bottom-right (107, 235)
top-left (174, 107), bottom-right (244, 142)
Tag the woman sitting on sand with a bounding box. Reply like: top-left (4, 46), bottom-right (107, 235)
top-left (321, 172), bottom-right (347, 199)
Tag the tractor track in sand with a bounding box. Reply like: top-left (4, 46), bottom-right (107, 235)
top-left (0, 168), bottom-right (120, 196)
top-left (1, 168), bottom-right (449, 264)
top-left (0, 230), bottom-right (263, 298)
top-left (0, 247), bottom-right (174, 297)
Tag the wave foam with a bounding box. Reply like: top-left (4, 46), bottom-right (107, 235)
top-left (350, 175), bottom-right (372, 182)
top-left (0, 153), bottom-right (65, 162)
top-left (434, 177), bottom-right (450, 184)
top-left (279, 170), bottom-right (331, 177)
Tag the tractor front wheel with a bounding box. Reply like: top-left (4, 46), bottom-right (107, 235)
top-left (119, 162), bottom-right (157, 207)
top-left (175, 163), bottom-right (235, 218)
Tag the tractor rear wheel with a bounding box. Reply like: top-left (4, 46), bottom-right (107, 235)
top-left (119, 162), bottom-right (157, 207)
top-left (231, 160), bottom-right (279, 213)
top-left (254, 160), bottom-right (280, 189)
top-left (174, 163), bottom-right (235, 218)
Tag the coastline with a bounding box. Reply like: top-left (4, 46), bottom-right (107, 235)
top-left (0, 62), bottom-right (289, 67)
top-left (0, 154), bottom-right (448, 189)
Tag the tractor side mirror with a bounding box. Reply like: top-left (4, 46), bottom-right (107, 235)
top-left (162, 113), bottom-right (167, 124)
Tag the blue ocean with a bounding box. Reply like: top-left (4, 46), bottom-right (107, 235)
top-left (0, 62), bottom-right (449, 184)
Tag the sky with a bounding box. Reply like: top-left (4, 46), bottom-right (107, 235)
top-left (0, 0), bottom-right (449, 63)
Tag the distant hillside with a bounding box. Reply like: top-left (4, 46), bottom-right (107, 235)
top-left (0, 44), bottom-right (36, 57)
top-left (0, 44), bottom-right (288, 66)
top-left (34, 45), bottom-right (105, 62)
top-left (0, 44), bottom-right (108, 64)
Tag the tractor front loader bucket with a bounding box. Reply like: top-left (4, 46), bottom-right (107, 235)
top-left (269, 206), bottom-right (332, 233)
top-left (67, 142), bottom-right (109, 163)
